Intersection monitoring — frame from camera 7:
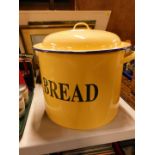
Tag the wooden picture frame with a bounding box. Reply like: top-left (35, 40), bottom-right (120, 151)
top-left (19, 10), bottom-right (111, 55)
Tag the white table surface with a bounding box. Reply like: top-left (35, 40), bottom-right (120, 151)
top-left (19, 85), bottom-right (135, 155)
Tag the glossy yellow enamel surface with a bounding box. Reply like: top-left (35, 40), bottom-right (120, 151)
top-left (33, 22), bottom-right (134, 129)
top-left (37, 51), bottom-right (125, 129)
top-left (33, 22), bottom-right (131, 52)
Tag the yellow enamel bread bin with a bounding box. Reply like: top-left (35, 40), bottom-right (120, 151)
top-left (33, 22), bottom-right (135, 130)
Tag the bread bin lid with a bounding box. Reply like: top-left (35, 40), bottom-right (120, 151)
top-left (33, 22), bottom-right (131, 53)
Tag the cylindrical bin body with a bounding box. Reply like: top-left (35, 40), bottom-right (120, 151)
top-left (37, 50), bottom-right (124, 129)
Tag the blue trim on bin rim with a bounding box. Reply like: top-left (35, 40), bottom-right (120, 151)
top-left (33, 46), bottom-right (132, 54)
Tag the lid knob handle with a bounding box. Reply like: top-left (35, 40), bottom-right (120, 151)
top-left (73, 22), bottom-right (90, 30)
